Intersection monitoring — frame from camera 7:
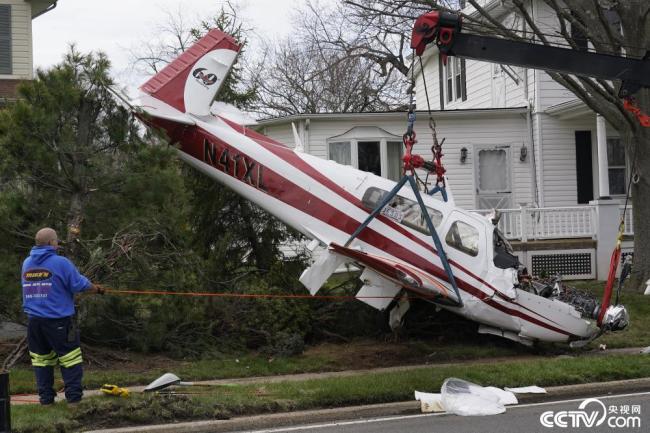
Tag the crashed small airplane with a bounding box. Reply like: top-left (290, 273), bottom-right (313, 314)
top-left (128, 14), bottom-right (639, 346)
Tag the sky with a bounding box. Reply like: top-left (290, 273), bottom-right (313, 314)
top-left (32, 0), bottom-right (305, 91)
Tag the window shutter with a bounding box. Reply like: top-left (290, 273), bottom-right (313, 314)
top-left (438, 56), bottom-right (445, 110)
top-left (0, 5), bottom-right (11, 75)
top-left (460, 59), bottom-right (467, 101)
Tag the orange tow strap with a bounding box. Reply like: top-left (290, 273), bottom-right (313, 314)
top-left (105, 288), bottom-right (436, 301)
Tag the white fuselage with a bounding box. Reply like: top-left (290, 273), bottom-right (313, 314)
top-left (147, 112), bottom-right (598, 345)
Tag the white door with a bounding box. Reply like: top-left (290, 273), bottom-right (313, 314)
top-left (475, 146), bottom-right (512, 209)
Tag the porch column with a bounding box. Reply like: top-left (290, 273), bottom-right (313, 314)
top-left (596, 114), bottom-right (610, 198)
top-left (590, 199), bottom-right (621, 280)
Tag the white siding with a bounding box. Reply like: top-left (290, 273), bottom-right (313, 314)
top-left (261, 112), bottom-right (530, 210)
top-left (414, 54), bottom-right (441, 110)
top-left (262, 124), bottom-right (294, 149)
top-left (0, 0), bottom-right (32, 79)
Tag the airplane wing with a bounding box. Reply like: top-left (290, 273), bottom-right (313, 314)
top-left (299, 242), bottom-right (460, 310)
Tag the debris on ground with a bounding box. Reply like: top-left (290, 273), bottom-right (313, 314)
top-left (414, 390), bottom-right (443, 412)
top-left (504, 385), bottom-right (547, 394)
top-left (100, 384), bottom-right (130, 397)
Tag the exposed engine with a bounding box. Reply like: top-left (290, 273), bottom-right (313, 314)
top-left (518, 275), bottom-right (629, 332)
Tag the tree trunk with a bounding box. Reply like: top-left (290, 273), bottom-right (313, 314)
top-left (628, 89), bottom-right (650, 292)
top-left (66, 192), bottom-right (86, 260)
top-left (65, 97), bottom-right (93, 259)
top-left (629, 130), bottom-right (650, 292)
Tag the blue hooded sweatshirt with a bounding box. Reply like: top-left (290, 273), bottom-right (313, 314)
top-left (22, 246), bottom-right (91, 318)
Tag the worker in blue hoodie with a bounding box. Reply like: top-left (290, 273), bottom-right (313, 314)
top-left (21, 227), bottom-right (104, 405)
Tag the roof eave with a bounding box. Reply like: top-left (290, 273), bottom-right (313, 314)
top-left (28, 0), bottom-right (58, 19)
top-left (257, 107), bottom-right (529, 127)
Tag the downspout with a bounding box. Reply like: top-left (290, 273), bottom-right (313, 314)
top-left (527, 103), bottom-right (539, 207)
top-left (531, 0), bottom-right (545, 207)
top-left (521, 7), bottom-right (538, 208)
top-left (32, 1), bottom-right (58, 19)
top-left (304, 118), bottom-right (310, 154)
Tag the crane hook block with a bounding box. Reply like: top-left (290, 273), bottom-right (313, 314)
top-left (411, 11), bottom-right (462, 56)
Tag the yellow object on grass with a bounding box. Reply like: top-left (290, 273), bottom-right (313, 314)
top-left (100, 384), bottom-right (130, 397)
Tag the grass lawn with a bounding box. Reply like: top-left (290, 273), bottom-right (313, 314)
top-left (11, 353), bottom-right (650, 433)
top-left (8, 341), bottom-right (527, 395)
top-left (8, 280), bottom-right (649, 396)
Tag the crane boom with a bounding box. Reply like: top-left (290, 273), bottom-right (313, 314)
top-left (412, 10), bottom-right (650, 98)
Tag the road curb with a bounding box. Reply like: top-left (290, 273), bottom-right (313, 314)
top-left (85, 377), bottom-right (650, 433)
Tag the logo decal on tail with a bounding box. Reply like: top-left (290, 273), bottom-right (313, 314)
top-left (192, 68), bottom-right (219, 87)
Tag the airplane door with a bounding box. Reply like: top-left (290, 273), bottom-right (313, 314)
top-left (475, 145), bottom-right (512, 210)
top-left (441, 211), bottom-right (488, 281)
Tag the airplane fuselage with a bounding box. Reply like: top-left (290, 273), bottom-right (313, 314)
top-left (147, 113), bottom-right (599, 345)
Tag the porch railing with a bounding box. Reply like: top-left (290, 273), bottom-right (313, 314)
top-left (471, 206), bottom-right (597, 241)
top-left (621, 205), bottom-right (634, 236)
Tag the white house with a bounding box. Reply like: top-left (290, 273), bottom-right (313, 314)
top-left (0, 0), bottom-right (57, 101)
top-left (257, 0), bottom-right (633, 280)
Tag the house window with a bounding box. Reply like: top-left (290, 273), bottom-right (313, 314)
top-left (446, 60), bottom-right (453, 103)
top-left (362, 187), bottom-right (443, 235)
top-left (607, 137), bottom-right (626, 195)
top-left (0, 5), bottom-right (12, 75)
top-left (358, 141), bottom-right (381, 176)
top-left (454, 57), bottom-right (463, 98)
top-left (327, 127), bottom-right (403, 181)
top-left (443, 57), bottom-right (466, 103)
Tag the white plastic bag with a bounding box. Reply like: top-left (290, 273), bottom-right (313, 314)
top-left (440, 378), bottom-right (506, 416)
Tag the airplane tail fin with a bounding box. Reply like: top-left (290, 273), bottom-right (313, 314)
top-left (140, 29), bottom-right (240, 117)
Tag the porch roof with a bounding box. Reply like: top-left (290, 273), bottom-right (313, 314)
top-left (545, 99), bottom-right (594, 120)
top-left (257, 107), bottom-right (528, 127)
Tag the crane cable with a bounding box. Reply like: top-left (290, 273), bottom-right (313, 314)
top-left (418, 56), bottom-right (447, 192)
top-left (402, 52), bottom-right (447, 195)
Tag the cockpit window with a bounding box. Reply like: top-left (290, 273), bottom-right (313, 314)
top-left (493, 228), bottom-right (520, 269)
top-left (494, 228), bottom-right (514, 254)
top-left (445, 221), bottom-right (479, 257)
top-left (362, 187), bottom-right (443, 235)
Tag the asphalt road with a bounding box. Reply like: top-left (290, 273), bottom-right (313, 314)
top-left (236, 392), bottom-right (650, 433)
